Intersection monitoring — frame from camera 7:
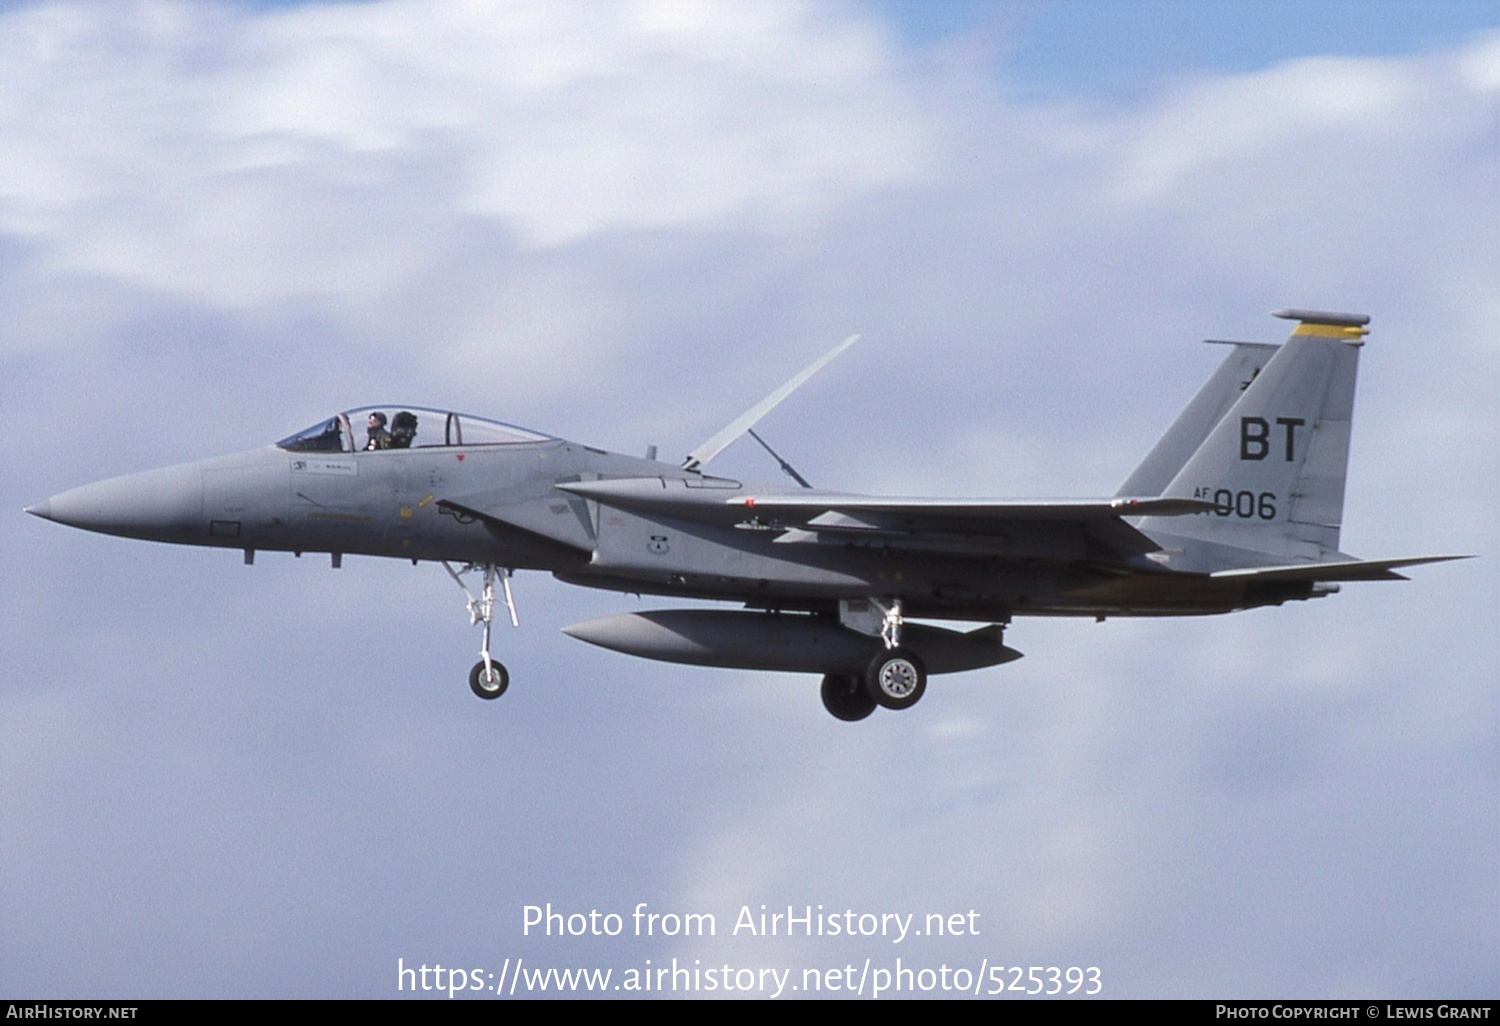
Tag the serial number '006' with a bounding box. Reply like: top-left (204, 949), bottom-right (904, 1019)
top-left (990, 965), bottom-right (1102, 996)
top-left (1209, 489), bottom-right (1277, 520)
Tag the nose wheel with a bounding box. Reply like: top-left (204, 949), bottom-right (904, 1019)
top-left (445, 562), bottom-right (518, 701)
top-left (470, 659), bottom-right (510, 699)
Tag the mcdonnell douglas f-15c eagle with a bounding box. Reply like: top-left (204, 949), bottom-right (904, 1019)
top-left (26, 310), bottom-right (1466, 721)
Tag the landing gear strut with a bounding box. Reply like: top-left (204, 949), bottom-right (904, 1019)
top-left (862, 598), bottom-right (928, 711)
top-left (878, 598), bottom-right (904, 650)
top-left (444, 562), bottom-right (518, 701)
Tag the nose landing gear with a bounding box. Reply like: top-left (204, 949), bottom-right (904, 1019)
top-left (444, 562), bottom-right (518, 701)
top-left (469, 659), bottom-right (509, 700)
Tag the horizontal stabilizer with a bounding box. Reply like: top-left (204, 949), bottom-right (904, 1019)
top-left (1209, 554), bottom-right (1471, 583)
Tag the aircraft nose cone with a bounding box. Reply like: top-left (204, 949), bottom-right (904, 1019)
top-left (36, 463), bottom-right (204, 542)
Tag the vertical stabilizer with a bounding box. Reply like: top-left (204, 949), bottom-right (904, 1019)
top-left (1117, 340), bottom-right (1279, 498)
top-left (1137, 310), bottom-right (1369, 564)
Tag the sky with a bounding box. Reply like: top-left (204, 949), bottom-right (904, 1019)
top-left (2, 0), bottom-right (1496, 1000)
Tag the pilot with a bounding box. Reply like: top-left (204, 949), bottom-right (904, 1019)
top-left (365, 412), bottom-right (392, 450)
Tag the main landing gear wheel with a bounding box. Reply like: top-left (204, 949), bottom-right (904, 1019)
top-left (821, 673), bottom-right (877, 722)
top-left (469, 660), bottom-right (510, 700)
top-left (865, 649), bottom-right (926, 710)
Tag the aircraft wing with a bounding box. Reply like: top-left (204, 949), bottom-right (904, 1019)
top-left (558, 479), bottom-right (1216, 558)
top-left (733, 495), bottom-right (1216, 559)
top-left (559, 479), bottom-right (1210, 523)
top-left (730, 494), bottom-right (1214, 521)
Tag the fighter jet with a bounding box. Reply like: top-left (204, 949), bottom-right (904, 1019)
top-left (25, 309), bottom-right (1465, 721)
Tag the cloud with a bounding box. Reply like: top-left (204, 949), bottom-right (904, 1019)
top-left (0, 0), bottom-right (937, 313)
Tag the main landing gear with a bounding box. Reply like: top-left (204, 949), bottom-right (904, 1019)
top-left (821, 674), bottom-right (876, 721)
top-left (444, 562), bottom-right (518, 701)
top-left (821, 597), bottom-right (931, 721)
top-left (865, 597), bottom-right (926, 709)
top-left (817, 652), bottom-right (929, 721)
top-left (865, 648), bottom-right (926, 710)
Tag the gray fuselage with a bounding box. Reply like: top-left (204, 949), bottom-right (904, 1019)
top-left (34, 435), bottom-right (1304, 621)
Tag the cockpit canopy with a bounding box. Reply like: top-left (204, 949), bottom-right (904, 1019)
top-left (277, 406), bottom-right (554, 453)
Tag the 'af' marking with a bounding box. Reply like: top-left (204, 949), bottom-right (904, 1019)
top-left (1240, 416), bottom-right (1305, 461)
